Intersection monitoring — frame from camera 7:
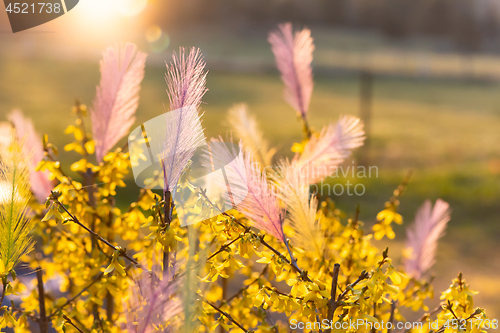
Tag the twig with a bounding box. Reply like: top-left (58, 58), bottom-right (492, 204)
top-left (372, 303), bottom-right (377, 333)
top-left (336, 271), bottom-right (370, 303)
top-left (264, 309), bottom-right (279, 333)
top-left (220, 277), bottom-right (229, 333)
top-left (162, 184), bottom-right (172, 280)
top-left (172, 237), bottom-right (239, 282)
top-left (44, 150), bottom-right (80, 193)
top-left (300, 113), bottom-right (312, 139)
top-left (106, 197), bottom-right (116, 323)
top-left (49, 271), bottom-right (103, 318)
top-left (387, 301), bottom-right (397, 333)
top-left (48, 263), bottom-right (134, 319)
top-left (208, 236), bottom-right (243, 261)
top-left (51, 193), bottom-right (140, 266)
top-left (263, 286), bottom-right (303, 300)
top-left (0, 277), bottom-right (7, 308)
top-left (227, 266), bottom-right (268, 303)
top-left (10, 303), bottom-right (39, 322)
top-left (36, 268), bottom-right (48, 333)
top-left (448, 304), bottom-right (461, 321)
top-left (199, 188), bottom-right (312, 282)
top-left (63, 314), bottom-right (85, 333)
top-left (284, 238), bottom-right (298, 267)
top-left (389, 170), bottom-right (413, 205)
top-left (326, 263), bottom-right (341, 332)
top-left (206, 300), bottom-right (249, 333)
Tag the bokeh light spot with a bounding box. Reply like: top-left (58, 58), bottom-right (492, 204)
top-left (146, 25), bottom-right (162, 43)
top-left (149, 32), bottom-right (170, 53)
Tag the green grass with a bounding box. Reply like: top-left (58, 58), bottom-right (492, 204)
top-left (1, 54), bottom-right (500, 317)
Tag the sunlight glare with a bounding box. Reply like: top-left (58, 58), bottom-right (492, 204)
top-left (118, 0), bottom-right (148, 17)
top-left (62, 0), bottom-right (147, 48)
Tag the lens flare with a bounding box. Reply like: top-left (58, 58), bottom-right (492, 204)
top-left (146, 25), bottom-right (162, 43)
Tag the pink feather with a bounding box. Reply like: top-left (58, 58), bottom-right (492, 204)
top-left (8, 110), bottom-right (53, 203)
top-left (296, 115), bottom-right (365, 184)
top-left (161, 48), bottom-right (207, 192)
top-left (165, 47), bottom-right (207, 112)
top-left (91, 43), bottom-right (147, 162)
top-left (269, 23), bottom-right (314, 118)
top-left (125, 258), bottom-right (181, 333)
top-left (206, 138), bottom-right (286, 243)
top-left (0, 122), bottom-right (13, 147)
top-left (405, 199), bottom-right (451, 279)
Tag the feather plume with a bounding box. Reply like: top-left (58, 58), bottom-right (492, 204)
top-left (91, 43), bottom-right (147, 162)
top-left (125, 255), bottom-right (182, 333)
top-left (274, 159), bottom-right (324, 257)
top-left (405, 199), bottom-right (451, 279)
top-left (205, 138), bottom-right (285, 242)
top-left (269, 23), bottom-right (314, 118)
top-left (8, 110), bottom-right (53, 203)
top-left (165, 47), bottom-right (207, 111)
top-left (0, 135), bottom-right (35, 272)
top-left (161, 48), bottom-right (207, 192)
top-left (227, 103), bottom-right (276, 167)
top-left (0, 122), bottom-right (12, 147)
top-left (296, 115), bottom-right (365, 184)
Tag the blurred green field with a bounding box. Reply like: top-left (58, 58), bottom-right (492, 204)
top-left (1, 52), bottom-right (499, 318)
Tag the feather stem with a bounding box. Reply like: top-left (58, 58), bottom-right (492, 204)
top-left (284, 238), bottom-right (298, 267)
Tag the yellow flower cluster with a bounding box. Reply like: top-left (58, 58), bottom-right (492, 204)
top-left (0, 109), bottom-right (489, 333)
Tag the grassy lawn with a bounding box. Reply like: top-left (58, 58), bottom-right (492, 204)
top-left (1, 54), bottom-right (499, 317)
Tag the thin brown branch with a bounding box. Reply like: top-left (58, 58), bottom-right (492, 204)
top-left (48, 263), bottom-right (134, 319)
top-left (51, 193), bottom-right (140, 266)
top-left (326, 263), bottom-right (341, 332)
top-left (387, 301), bottom-right (397, 333)
top-left (300, 113), bottom-right (312, 139)
top-left (336, 270), bottom-right (370, 303)
top-left (371, 303), bottom-right (377, 333)
top-left (106, 197), bottom-right (116, 323)
top-left (389, 170), bottom-right (413, 205)
top-left (49, 271), bottom-right (104, 318)
top-left (220, 277), bottom-right (229, 333)
top-left (0, 277), bottom-right (7, 308)
top-left (206, 300), bottom-right (249, 333)
top-left (227, 266), bottom-right (268, 303)
top-left (208, 236), bottom-right (243, 261)
top-left (447, 304), bottom-right (461, 321)
top-left (36, 268), bottom-right (48, 333)
top-left (198, 187), bottom-right (312, 282)
top-left (63, 314), bottom-right (85, 333)
top-left (263, 285), bottom-right (303, 300)
top-left (44, 152), bottom-right (80, 193)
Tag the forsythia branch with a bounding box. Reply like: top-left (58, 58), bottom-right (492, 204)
top-left (0, 277), bottom-right (6, 308)
top-left (36, 268), bottom-right (48, 333)
top-left (199, 188), bottom-right (313, 283)
top-left (326, 263), bottom-right (341, 327)
top-left (63, 314), bottom-right (85, 333)
top-left (326, 268), bottom-right (370, 333)
top-left (49, 191), bottom-right (140, 267)
top-left (206, 300), bottom-right (251, 333)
